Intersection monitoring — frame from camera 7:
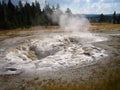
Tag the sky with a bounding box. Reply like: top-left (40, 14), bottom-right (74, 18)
top-left (44, 0), bottom-right (120, 14)
top-left (1, 0), bottom-right (120, 14)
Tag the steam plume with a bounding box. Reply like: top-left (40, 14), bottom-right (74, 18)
top-left (52, 9), bottom-right (90, 34)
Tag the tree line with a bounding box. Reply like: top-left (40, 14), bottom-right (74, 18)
top-left (0, 0), bottom-right (64, 29)
top-left (0, 0), bottom-right (119, 30)
top-left (95, 11), bottom-right (120, 24)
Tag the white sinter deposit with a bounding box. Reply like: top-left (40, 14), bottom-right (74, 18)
top-left (0, 14), bottom-right (108, 75)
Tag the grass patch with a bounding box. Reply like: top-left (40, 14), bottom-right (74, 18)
top-left (90, 23), bottom-right (120, 31)
top-left (14, 69), bottom-right (120, 90)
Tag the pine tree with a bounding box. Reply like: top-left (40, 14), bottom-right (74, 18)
top-left (0, 1), bottom-right (2, 28)
top-left (33, 0), bottom-right (42, 25)
top-left (52, 5), bottom-right (55, 11)
top-left (17, 0), bottom-right (23, 27)
top-left (52, 4), bottom-right (63, 25)
top-left (44, 1), bottom-right (53, 25)
top-left (18, 0), bottom-right (23, 10)
top-left (24, 2), bottom-right (32, 26)
top-left (1, 0), bottom-right (8, 29)
top-left (113, 11), bottom-right (117, 24)
top-left (7, 0), bottom-right (16, 28)
top-left (56, 4), bottom-right (60, 9)
top-left (65, 8), bottom-right (72, 15)
top-left (117, 14), bottom-right (120, 24)
top-left (99, 13), bottom-right (105, 23)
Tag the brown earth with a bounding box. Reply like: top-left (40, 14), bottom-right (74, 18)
top-left (0, 23), bottom-right (120, 90)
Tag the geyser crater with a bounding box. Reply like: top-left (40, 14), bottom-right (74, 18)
top-left (0, 14), bottom-right (108, 75)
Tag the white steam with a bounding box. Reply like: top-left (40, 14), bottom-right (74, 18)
top-left (51, 10), bottom-right (107, 43)
top-left (52, 10), bottom-right (90, 33)
top-left (59, 14), bottom-right (90, 33)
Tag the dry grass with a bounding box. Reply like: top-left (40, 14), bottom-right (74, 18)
top-left (13, 68), bottom-right (119, 90)
top-left (0, 23), bottom-right (119, 40)
top-left (0, 26), bottom-right (59, 34)
top-left (27, 75), bottom-right (119, 90)
top-left (90, 23), bottom-right (120, 31)
top-left (0, 26), bottom-right (59, 41)
top-left (0, 23), bottom-right (120, 34)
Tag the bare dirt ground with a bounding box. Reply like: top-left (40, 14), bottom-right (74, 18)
top-left (0, 23), bottom-right (120, 90)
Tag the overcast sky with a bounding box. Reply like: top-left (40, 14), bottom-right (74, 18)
top-left (1, 0), bottom-right (120, 14)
